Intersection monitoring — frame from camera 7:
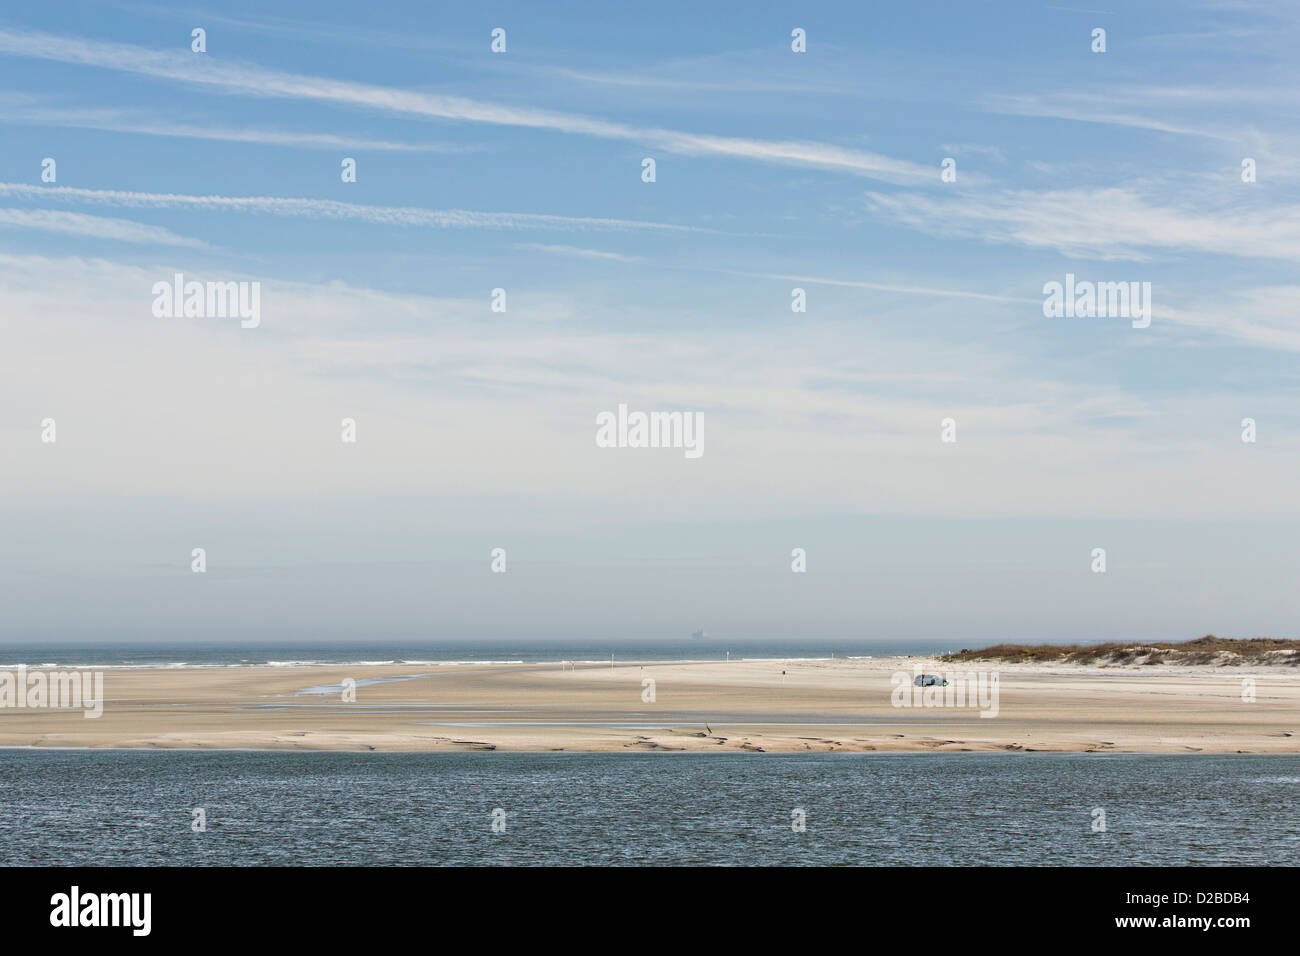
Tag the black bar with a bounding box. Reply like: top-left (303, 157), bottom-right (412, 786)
top-left (0, 866), bottom-right (1276, 943)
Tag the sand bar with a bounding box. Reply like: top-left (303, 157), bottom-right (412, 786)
top-left (1, 656), bottom-right (1297, 753)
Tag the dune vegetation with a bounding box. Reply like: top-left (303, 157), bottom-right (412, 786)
top-left (941, 635), bottom-right (1300, 666)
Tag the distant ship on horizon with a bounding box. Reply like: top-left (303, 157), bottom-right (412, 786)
top-left (691, 629), bottom-right (708, 640)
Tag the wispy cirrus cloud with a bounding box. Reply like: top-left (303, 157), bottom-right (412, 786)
top-left (517, 243), bottom-right (642, 262)
top-left (119, 5), bottom-right (851, 94)
top-left (744, 270), bottom-right (1037, 304)
top-left (112, 3), bottom-right (470, 55)
top-left (1157, 285), bottom-right (1300, 353)
top-left (982, 85), bottom-right (1300, 178)
top-left (0, 207), bottom-right (205, 246)
top-left (981, 81), bottom-right (1300, 145)
top-left (0, 182), bottom-right (718, 234)
top-left (864, 186), bottom-right (1300, 262)
top-left (0, 97), bottom-right (480, 152)
top-left (981, 91), bottom-right (1233, 139)
top-left (0, 27), bottom-right (934, 182)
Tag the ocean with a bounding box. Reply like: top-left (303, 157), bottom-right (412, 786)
top-left (0, 638), bottom-right (943, 669)
top-left (2, 750), bottom-right (1296, 866)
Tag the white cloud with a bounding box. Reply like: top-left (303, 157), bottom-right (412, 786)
top-left (745, 271), bottom-right (1037, 304)
top-left (981, 91), bottom-right (1230, 139)
top-left (517, 243), bottom-right (642, 262)
top-left (0, 98), bottom-right (480, 152)
top-left (0, 27), bottom-right (934, 182)
top-left (4, 252), bottom-right (1299, 523)
top-left (0, 182), bottom-right (715, 234)
top-left (1157, 285), bottom-right (1300, 352)
top-left (0, 207), bottom-right (205, 246)
top-left (864, 186), bottom-right (1300, 261)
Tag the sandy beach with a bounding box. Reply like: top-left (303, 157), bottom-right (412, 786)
top-left (2, 656), bottom-right (1297, 754)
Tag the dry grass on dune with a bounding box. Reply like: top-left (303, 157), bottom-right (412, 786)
top-left (941, 635), bottom-right (1300, 666)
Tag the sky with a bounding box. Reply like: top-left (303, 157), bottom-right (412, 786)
top-left (1, 1), bottom-right (1298, 647)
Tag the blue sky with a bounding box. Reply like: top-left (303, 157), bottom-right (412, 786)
top-left (2, 1), bottom-right (1299, 647)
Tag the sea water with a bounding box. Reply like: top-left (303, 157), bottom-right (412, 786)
top-left (1, 750), bottom-right (1295, 866)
